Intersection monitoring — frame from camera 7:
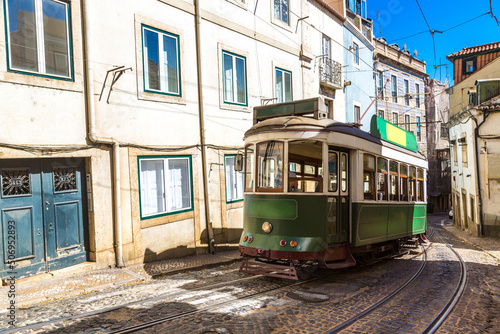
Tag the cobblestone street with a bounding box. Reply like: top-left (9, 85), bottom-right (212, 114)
top-left (0, 214), bottom-right (497, 333)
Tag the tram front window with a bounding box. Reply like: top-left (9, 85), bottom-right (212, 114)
top-left (257, 141), bottom-right (283, 191)
top-left (288, 141), bottom-right (323, 192)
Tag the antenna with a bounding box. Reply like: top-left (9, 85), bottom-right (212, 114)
top-left (376, 11), bottom-right (382, 36)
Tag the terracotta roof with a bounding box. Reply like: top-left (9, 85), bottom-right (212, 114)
top-left (315, 0), bottom-right (346, 22)
top-left (447, 41), bottom-right (500, 60)
top-left (478, 95), bottom-right (500, 111)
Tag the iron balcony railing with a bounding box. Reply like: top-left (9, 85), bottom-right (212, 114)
top-left (319, 56), bottom-right (342, 89)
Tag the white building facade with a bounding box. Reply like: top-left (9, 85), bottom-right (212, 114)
top-left (0, 0), bottom-right (353, 278)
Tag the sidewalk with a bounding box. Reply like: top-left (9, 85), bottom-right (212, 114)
top-left (434, 214), bottom-right (500, 262)
top-left (0, 250), bottom-right (241, 309)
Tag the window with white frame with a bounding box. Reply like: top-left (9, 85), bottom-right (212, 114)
top-left (222, 50), bottom-right (247, 106)
top-left (139, 156), bottom-right (192, 218)
top-left (376, 71), bottom-right (384, 98)
top-left (274, 0), bottom-right (289, 24)
top-left (404, 79), bottom-right (409, 106)
top-left (142, 25), bottom-right (181, 96)
top-left (5, 0), bottom-right (72, 79)
top-left (352, 42), bottom-right (359, 65)
top-left (416, 116), bottom-right (421, 141)
top-left (275, 67), bottom-right (292, 103)
top-left (225, 155), bottom-right (244, 203)
top-left (391, 75), bottom-right (397, 103)
top-left (354, 105), bottom-right (361, 123)
top-left (415, 83), bottom-right (420, 107)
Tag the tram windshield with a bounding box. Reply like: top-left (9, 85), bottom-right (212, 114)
top-left (256, 141), bottom-right (283, 191)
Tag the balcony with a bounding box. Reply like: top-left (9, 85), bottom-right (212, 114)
top-left (319, 57), bottom-right (342, 90)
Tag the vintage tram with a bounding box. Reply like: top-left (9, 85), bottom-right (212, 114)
top-left (238, 98), bottom-right (428, 279)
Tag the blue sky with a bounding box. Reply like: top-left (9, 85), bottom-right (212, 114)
top-left (368, 0), bottom-right (500, 84)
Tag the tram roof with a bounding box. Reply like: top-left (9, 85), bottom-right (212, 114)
top-left (245, 115), bottom-right (423, 158)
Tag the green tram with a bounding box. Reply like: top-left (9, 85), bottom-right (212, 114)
top-left (238, 98), bottom-right (428, 280)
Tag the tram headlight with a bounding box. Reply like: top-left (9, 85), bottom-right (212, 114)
top-left (248, 236), bottom-right (254, 243)
top-left (242, 235), bottom-right (248, 242)
top-left (290, 240), bottom-right (297, 247)
top-left (262, 222), bottom-right (273, 234)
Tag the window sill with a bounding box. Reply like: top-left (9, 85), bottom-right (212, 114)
top-left (138, 91), bottom-right (187, 105)
top-left (140, 210), bottom-right (194, 229)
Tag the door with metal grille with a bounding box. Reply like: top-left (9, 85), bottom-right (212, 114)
top-left (0, 159), bottom-right (87, 278)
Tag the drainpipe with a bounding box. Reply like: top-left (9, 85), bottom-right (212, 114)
top-left (194, 0), bottom-right (215, 254)
top-left (82, 0), bottom-right (124, 267)
top-left (474, 112), bottom-right (489, 236)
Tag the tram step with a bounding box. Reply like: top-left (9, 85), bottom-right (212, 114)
top-left (239, 260), bottom-right (299, 280)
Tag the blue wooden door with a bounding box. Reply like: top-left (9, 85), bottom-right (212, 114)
top-left (0, 159), bottom-right (87, 278)
top-left (0, 160), bottom-right (46, 277)
top-left (42, 159), bottom-right (86, 272)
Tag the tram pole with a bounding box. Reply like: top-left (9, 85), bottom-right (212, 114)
top-left (358, 78), bottom-right (390, 125)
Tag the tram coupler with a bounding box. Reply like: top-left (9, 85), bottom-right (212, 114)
top-left (239, 260), bottom-right (299, 280)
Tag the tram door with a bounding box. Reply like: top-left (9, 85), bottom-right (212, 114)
top-left (326, 148), bottom-right (349, 244)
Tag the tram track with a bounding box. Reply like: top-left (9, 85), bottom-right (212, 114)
top-left (325, 227), bottom-right (467, 334)
top-left (421, 229), bottom-right (467, 334)
top-left (325, 244), bottom-right (428, 334)
top-left (107, 277), bottom-right (320, 334)
top-left (1, 271), bottom-right (262, 334)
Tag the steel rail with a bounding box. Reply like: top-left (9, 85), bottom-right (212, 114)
top-left (0, 272), bottom-right (260, 334)
top-left (325, 244), bottom-right (428, 334)
top-left (420, 229), bottom-right (467, 334)
top-left (109, 278), bottom-right (320, 334)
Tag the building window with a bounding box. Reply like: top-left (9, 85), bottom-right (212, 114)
top-left (416, 116), bottom-right (421, 141)
top-left (275, 67), bottom-right (292, 103)
top-left (274, 0), bottom-right (289, 24)
top-left (463, 57), bottom-right (476, 75)
top-left (392, 112), bottom-right (398, 125)
top-left (378, 110), bottom-right (384, 119)
top-left (415, 83), bottom-right (420, 107)
top-left (405, 114), bottom-right (410, 132)
top-left (222, 50), bottom-right (247, 106)
top-left (453, 140), bottom-right (458, 166)
top-left (142, 25), bottom-right (181, 96)
top-left (5, 0), bottom-right (72, 79)
top-left (376, 71), bottom-right (384, 98)
top-left (225, 155), bottom-right (244, 203)
top-left (461, 136), bottom-right (468, 167)
top-left (347, 0), bottom-right (366, 17)
top-left (391, 75), bottom-right (397, 103)
top-left (404, 79), bottom-right (409, 106)
top-left (354, 105), bottom-right (361, 123)
top-left (352, 42), bottom-right (359, 65)
top-left (139, 156), bottom-right (193, 219)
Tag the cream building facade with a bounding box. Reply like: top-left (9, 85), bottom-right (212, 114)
top-left (0, 0), bottom-right (355, 278)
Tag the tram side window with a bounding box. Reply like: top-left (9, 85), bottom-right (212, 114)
top-left (288, 141), bottom-right (323, 192)
top-left (389, 161), bottom-right (399, 201)
top-left (409, 166), bottom-right (416, 201)
top-left (245, 145), bottom-right (254, 191)
top-left (400, 164), bottom-right (408, 201)
top-left (363, 154), bottom-right (375, 200)
top-left (377, 158), bottom-right (388, 201)
top-left (341, 153), bottom-right (348, 193)
top-left (417, 168), bottom-right (424, 202)
top-left (257, 141), bottom-right (283, 191)
top-left (328, 151), bottom-right (338, 192)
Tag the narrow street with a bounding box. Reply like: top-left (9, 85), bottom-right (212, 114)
top-left (2, 214), bottom-right (498, 334)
